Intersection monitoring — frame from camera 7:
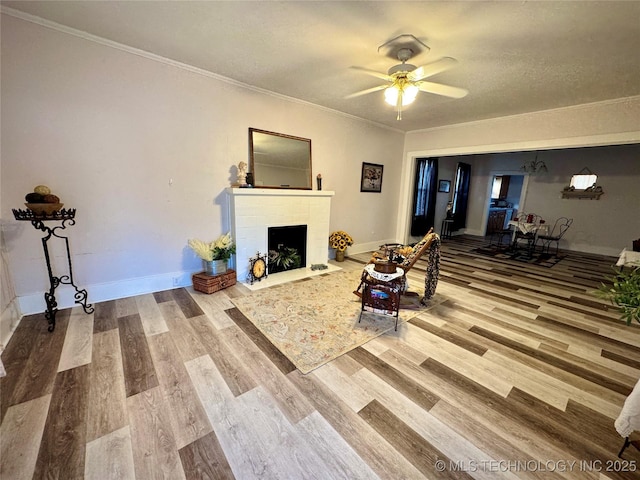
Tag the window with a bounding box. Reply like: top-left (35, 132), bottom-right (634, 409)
top-left (491, 177), bottom-right (503, 199)
top-left (491, 175), bottom-right (510, 199)
top-left (451, 162), bottom-right (471, 230)
top-left (410, 158), bottom-right (438, 236)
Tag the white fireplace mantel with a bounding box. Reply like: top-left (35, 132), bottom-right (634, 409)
top-left (226, 188), bottom-right (335, 285)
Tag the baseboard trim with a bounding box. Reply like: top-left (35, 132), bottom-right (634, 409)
top-left (16, 238), bottom-right (621, 316)
top-left (17, 270), bottom-right (195, 315)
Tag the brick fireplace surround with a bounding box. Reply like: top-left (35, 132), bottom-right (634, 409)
top-left (226, 188), bottom-right (337, 289)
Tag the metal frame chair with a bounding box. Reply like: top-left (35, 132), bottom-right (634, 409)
top-left (488, 213), bottom-right (512, 248)
top-left (618, 435), bottom-right (640, 458)
top-left (512, 213), bottom-right (541, 257)
top-left (535, 217), bottom-right (573, 256)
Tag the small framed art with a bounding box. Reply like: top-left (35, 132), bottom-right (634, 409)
top-left (438, 180), bottom-right (451, 193)
top-left (360, 162), bottom-right (384, 193)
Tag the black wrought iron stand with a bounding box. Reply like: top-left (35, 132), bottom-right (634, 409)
top-left (12, 208), bottom-right (94, 332)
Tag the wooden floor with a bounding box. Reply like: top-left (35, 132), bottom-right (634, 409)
top-left (2, 235), bottom-right (640, 479)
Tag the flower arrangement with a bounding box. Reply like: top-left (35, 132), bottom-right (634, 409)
top-left (188, 233), bottom-right (236, 261)
top-left (329, 230), bottom-right (353, 252)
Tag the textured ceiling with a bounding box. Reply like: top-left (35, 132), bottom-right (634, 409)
top-left (3, 1), bottom-right (640, 132)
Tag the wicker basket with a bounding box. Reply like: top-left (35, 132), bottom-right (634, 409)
top-left (192, 269), bottom-right (236, 294)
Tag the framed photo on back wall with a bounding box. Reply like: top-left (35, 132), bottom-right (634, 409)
top-left (360, 162), bottom-right (384, 193)
top-left (438, 180), bottom-right (451, 193)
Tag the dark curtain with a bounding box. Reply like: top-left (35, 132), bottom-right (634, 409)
top-left (452, 162), bottom-right (471, 231)
top-left (410, 157), bottom-right (438, 236)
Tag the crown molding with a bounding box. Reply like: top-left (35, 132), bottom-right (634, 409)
top-left (406, 95), bottom-right (640, 136)
top-left (1, 6), bottom-right (401, 134)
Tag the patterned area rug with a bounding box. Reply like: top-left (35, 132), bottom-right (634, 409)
top-left (472, 246), bottom-right (566, 267)
top-left (231, 269), bottom-right (440, 374)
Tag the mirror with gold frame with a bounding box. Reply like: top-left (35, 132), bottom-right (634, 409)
top-left (249, 128), bottom-right (312, 189)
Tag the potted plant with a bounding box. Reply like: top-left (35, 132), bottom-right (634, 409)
top-left (268, 246), bottom-right (302, 273)
top-left (329, 230), bottom-right (353, 262)
top-left (597, 266), bottom-right (640, 325)
top-left (188, 233), bottom-right (236, 276)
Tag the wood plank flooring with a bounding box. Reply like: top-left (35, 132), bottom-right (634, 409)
top-left (2, 235), bottom-right (640, 479)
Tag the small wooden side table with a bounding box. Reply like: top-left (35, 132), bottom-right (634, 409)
top-left (358, 264), bottom-right (404, 330)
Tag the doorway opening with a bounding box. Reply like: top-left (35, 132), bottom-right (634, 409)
top-left (485, 175), bottom-right (525, 235)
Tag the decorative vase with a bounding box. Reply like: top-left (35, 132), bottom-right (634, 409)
top-left (203, 259), bottom-right (227, 276)
top-left (335, 250), bottom-right (345, 262)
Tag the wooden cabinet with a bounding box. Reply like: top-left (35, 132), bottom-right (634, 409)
top-left (498, 175), bottom-right (510, 199)
top-left (491, 175), bottom-right (511, 199)
top-left (487, 210), bottom-right (507, 234)
top-left (487, 208), bottom-right (515, 233)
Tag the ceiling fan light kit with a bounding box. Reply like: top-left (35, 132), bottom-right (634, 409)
top-left (385, 82), bottom-right (419, 106)
top-left (349, 34), bottom-right (468, 120)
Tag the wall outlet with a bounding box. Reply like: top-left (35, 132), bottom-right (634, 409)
top-left (173, 276), bottom-right (180, 286)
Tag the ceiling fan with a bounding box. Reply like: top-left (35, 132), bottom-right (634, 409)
top-left (347, 38), bottom-right (468, 120)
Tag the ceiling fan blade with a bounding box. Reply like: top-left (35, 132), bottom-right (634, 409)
top-left (417, 81), bottom-right (468, 99)
top-left (350, 66), bottom-right (392, 81)
top-left (345, 84), bottom-right (388, 99)
top-left (409, 57), bottom-right (458, 81)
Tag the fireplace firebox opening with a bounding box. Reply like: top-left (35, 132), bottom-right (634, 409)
top-left (267, 225), bottom-right (307, 274)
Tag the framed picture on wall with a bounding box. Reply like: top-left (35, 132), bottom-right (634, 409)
top-left (360, 162), bottom-right (384, 193)
top-left (438, 180), bottom-right (451, 193)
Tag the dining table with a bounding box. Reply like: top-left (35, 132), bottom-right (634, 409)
top-left (507, 220), bottom-right (549, 250)
top-left (617, 248), bottom-right (640, 269)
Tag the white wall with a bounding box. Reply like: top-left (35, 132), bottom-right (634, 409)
top-left (466, 146), bottom-right (640, 256)
top-left (0, 14), bottom-right (404, 314)
top-left (3, 13), bottom-right (639, 319)
top-left (399, 97), bottom-right (640, 255)
top-left (404, 96), bottom-right (640, 154)
top-left (0, 60), bottom-right (21, 351)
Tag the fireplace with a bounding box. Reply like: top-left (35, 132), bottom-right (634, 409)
top-left (268, 225), bottom-right (307, 274)
top-left (226, 188), bottom-right (334, 286)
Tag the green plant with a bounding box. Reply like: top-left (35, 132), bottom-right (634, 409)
top-left (188, 233), bottom-right (236, 261)
top-left (268, 247), bottom-right (301, 271)
top-left (596, 267), bottom-right (640, 325)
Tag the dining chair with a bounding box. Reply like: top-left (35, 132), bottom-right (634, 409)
top-left (535, 217), bottom-right (573, 256)
top-left (488, 213), bottom-right (512, 248)
top-left (493, 228), bottom-right (513, 249)
top-left (513, 213), bottom-right (542, 257)
top-left (505, 211), bottom-right (525, 246)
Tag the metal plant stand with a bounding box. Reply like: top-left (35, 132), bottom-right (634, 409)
top-left (12, 208), bottom-right (94, 332)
